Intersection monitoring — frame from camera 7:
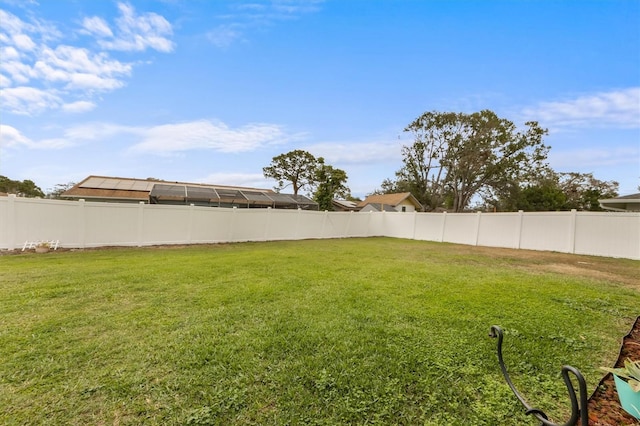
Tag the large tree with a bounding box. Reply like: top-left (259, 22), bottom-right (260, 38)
top-left (313, 161), bottom-right (350, 211)
top-left (393, 110), bottom-right (550, 212)
top-left (0, 176), bottom-right (45, 198)
top-left (263, 150), bottom-right (319, 195)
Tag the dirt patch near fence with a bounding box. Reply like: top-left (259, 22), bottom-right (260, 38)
top-left (442, 243), bottom-right (640, 290)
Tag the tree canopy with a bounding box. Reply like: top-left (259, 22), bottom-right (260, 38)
top-left (263, 150), bottom-right (319, 195)
top-left (389, 110), bottom-right (550, 212)
top-left (313, 161), bottom-right (350, 211)
top-left (263, 150), bottom-right (350, 209)
top-left (0, 176), bottom-right (45, 198)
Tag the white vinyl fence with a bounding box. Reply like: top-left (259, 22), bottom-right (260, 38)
top-left (1, 195), bottom-right (639, 260)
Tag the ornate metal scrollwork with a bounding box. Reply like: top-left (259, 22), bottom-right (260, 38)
top-left (489, 325), bottom-right (589, 426)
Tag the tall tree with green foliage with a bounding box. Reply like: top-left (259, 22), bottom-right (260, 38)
top-left (313, 161), bottom-right (350, 210)
top-left (0, 176), bottom-right (45, 198)
top-left (391, 110), bottom-right (550, 212)
top-left (263, 150), bottom-right (319, 195)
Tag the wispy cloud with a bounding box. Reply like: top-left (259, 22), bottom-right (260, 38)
top-left (0, 86), bottom-right (61, 115)
top-left (0, 3), bottom-right (173, 115)
top-left (522, 87), bottom-right (640, 129)
top-left (2, 119), bottom-right (302, 154)
top-left (0, 124), bottom-right (32, 148)
top-left (206, 24), bottom-right (245, 48)
top-left (83, 2), bottom-right (174, 52)
top-left (207, 0), bottom-right (324, 48)
top-left (62, 100), bottom-right (96, 113)
top-left (305, 141), bottom-right (401, 165)
top-left (0, 124), bottom-right (72, 149)
top-left (129, 120), bottom-right (300, 154)
top-left (197, 172), bottom-right (268, 188)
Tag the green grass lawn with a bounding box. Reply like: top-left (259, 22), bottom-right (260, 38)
top-left (1, 238), bottom-right (638, 425)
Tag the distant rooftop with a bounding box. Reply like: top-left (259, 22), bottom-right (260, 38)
top-left (62, 175), bottom-right (318, 210)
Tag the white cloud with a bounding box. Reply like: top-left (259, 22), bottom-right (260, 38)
top-left (0, 123), bottom-right (70, 149)
top-left (0, 124), bottom-right (32, 148)
top-left (0, 9), bottom-right (28, 35)
top-left (81, 16), bottom-right (113, 38)
top-left (90, 2), bottom-right (174, 52)
top-left (12, 33), bottom-right (36, 50)
top-left (1, 46), bottom-right (21, 60)
top-left (130, 120), bottom-right (296, 154)
top-left (0, 4), bottom-right (172, 115)
top-left (0, 74), bottom-right (10, 87)
top-left (0, 59), bottom-right (35, 84)
top-left (62, 100), bottom-right (96, 113)
top-left (523, 87), bottom-right (640, 129)
top-left (34, 45), bottom-right (132, 90)
top-left (0, 86), bottom-right (61, 115)
top-left (1, 119), bottom-right (298, 154)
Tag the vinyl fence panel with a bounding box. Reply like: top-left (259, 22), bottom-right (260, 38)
top-left (1, 196), bottom-right (638, 260)
top-left (574, 212), bottom-right (640, 259)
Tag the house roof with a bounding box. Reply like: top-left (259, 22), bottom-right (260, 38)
top-left (62, 175), bottom-right (318, 209)
top-left (332, 199), bottom-right (358, 211)
top-left (357, 192), bottom-right (423, 210)
top-left (360, 203), bottom-right (397, 212)
top-left (598, 193), bottom-right (640, 212)
top-left (63, 175), bottom-right (274, 201)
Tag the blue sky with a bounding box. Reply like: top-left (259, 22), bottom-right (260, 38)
top-left (1, 0), bottom-right (639, 198)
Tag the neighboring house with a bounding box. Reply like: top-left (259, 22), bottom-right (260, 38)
top-left (331, 199), bottom-right (359, 212)
top-left (62, 175), bottom-right (318, 210)
top-left (598, 193), bottom-right (640, 212)
top-left (357, 192), bottom-right (423, 212)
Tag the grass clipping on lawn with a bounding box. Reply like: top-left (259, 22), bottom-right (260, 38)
top-left (1, 238), bottom-right (638, 425)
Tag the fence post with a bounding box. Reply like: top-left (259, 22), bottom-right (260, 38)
top-left (322, 210), bottom-right (328, 238)
top-left (439, 211), bottom-right (447, 242)
top-left (516, 210), bottom-right (524, 249)
top-left (264, 207), bottom-right (272, 241)
top-left (295, 208), bottom-right (301, 240)
top-left (7, 194), bottom-right (16, 250)
top-left (137, 201), bottom-right (145, 247)
top-left (568, 209), bottom-right (577, 254)
top-left (412, 210), bottom-right (418, 240)
top-left (474, 211), bottom-right (482, 246)
top-left (78, 199), bottom-right (86, 248)
top-left (187, 204), bottom-right (194, 244)
top-left (230, 206), bottom-right (237, 242)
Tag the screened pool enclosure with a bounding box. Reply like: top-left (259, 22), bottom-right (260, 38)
top-left (149, 183), bottom-right (318, 210)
